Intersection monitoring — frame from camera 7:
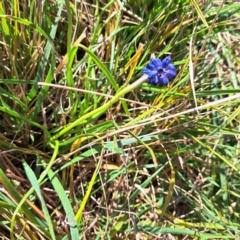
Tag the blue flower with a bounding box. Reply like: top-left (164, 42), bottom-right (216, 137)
top-left (142, 56), bottom-right (176, 85)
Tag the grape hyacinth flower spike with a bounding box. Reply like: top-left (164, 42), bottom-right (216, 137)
top-left (142, 56), bottom-right (176, 85)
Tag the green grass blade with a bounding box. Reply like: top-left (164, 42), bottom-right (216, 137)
top-left (22, 160), bottom-right (56, 240)
top-left (45, 165), bottom-right (79, 239)
top-left (27, 0), bottom-right (63, 102)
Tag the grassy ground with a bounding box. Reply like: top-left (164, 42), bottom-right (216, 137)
top-left (0, 0), bottom-right (240, 239)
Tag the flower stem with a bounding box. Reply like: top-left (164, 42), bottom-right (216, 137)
top-left (50, 74), bottom-right (149, 142)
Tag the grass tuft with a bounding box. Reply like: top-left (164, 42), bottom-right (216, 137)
top-left (0, 0), bottom-right (240, 239)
